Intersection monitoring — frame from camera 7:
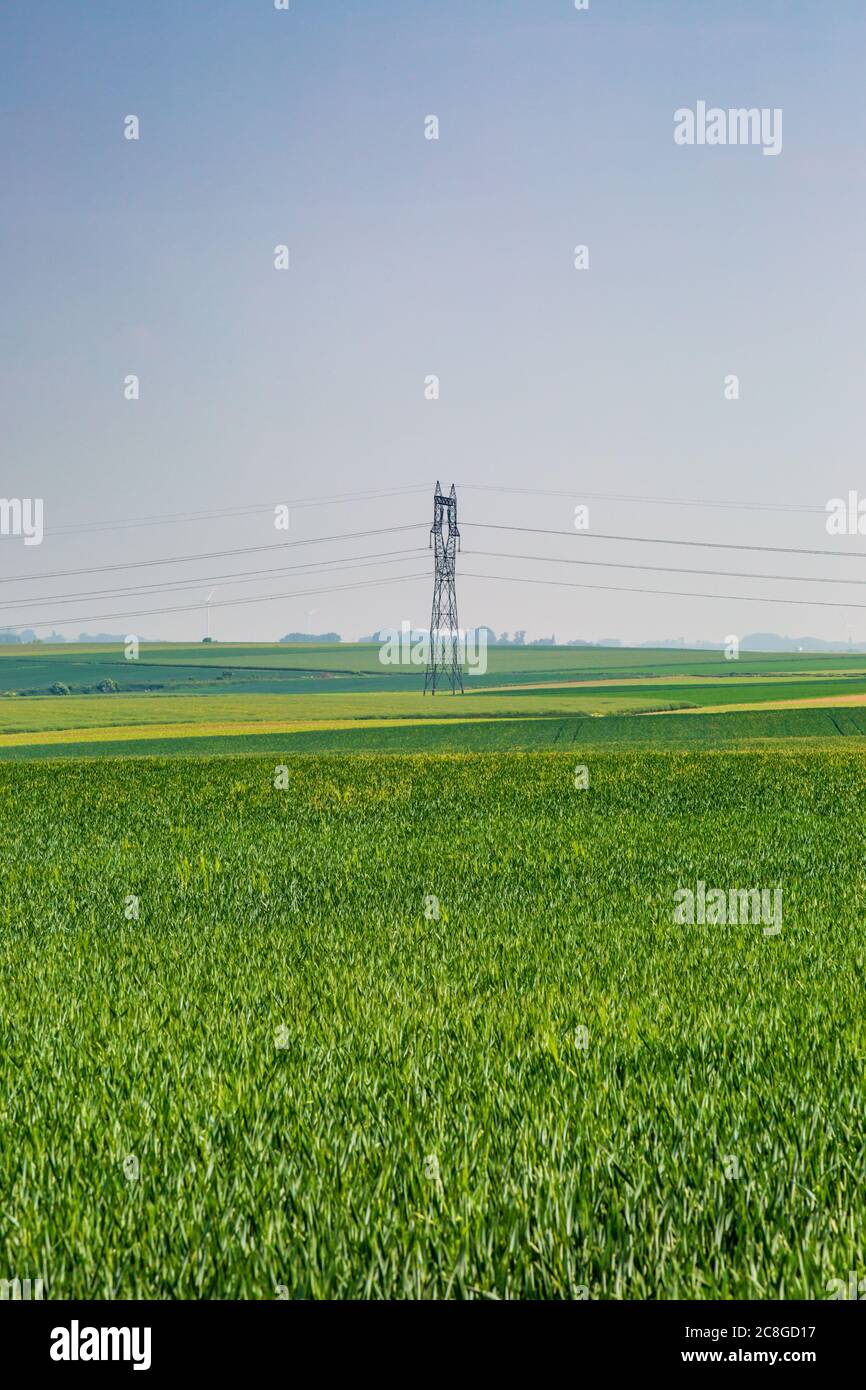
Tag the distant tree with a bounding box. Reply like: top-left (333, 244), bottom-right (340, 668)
top-left (96, 678), bottom-right (119, 693)
top-left (49, 682), bottom-right (70, 695)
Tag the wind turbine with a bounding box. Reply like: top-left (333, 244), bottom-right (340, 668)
top-left (205, 588), bottom-right (216, 642)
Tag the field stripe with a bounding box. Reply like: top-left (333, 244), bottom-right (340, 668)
top-left (0, 715), bottom-right (531, 748)
top-left (644, 693), bottom-right (866, 716)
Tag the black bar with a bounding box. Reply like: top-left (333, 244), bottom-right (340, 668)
top-left (4, 1297), bottom-right (861, 1377)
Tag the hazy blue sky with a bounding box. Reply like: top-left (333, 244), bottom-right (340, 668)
top-left (2, 1), bottom-right (865, 643)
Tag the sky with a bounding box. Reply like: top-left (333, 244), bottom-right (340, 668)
top-left (2, 0), bottom-right (866, 645)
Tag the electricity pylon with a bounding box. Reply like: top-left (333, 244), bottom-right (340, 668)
top-left (424, 482), bottom-right (464, 695)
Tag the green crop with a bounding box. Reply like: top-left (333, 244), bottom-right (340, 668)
top-left (0, 750), bottom-right (863, 1299)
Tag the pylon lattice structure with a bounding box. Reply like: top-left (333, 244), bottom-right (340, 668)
top-left (423, 481), bottom-right (464, 695)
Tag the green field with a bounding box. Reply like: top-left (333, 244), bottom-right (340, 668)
top-left (3, 641), bottom-right (866, 758)
top-left (3, 705), bottom-right (866, 761)
top-left (1, 643), bottom-right (864, 1299)
top-left (1, 751), bottom-right (863, 1298)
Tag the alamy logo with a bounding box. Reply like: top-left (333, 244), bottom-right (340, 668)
top-left (674, 881), bottom-right (782, 936)
top-left (674, 102), bottom-right (782, 157)
top-left (378, 621), bottom-right (487, 675)
top-left (0, 497), bottom-right (43, 546)
top-left (827, 1271), bottom-right (866, 1300)
top-left (0, 1276), bottom-right (44, 1300)
top-left (50, 1320), bottom-right (152, 1372)
top-left (826, 492), bottom-right (866, 536)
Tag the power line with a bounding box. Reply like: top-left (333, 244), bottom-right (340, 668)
top-left (10, 572), bottom-right (429, 632)
top-left (7, 484), bottom-right (862, 634)
top-left (12, 479), bottom-right (832, 541)
top-left (0, 523), bottom-right (425, 585)
top-left (12, 479), bottom-right (833, 539)
top-left (459, 482), bottom-right (826, 515)
top-left (466, 549), bottom-right (866, 587)
top-left (465, 522), bottom-right (866, 560)
top-left (37, 485), bottom-right (431, 538)
top-left (461, 570), bottom-right (866, 611)
top-left (0, 548), bottom-right (427, 611)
